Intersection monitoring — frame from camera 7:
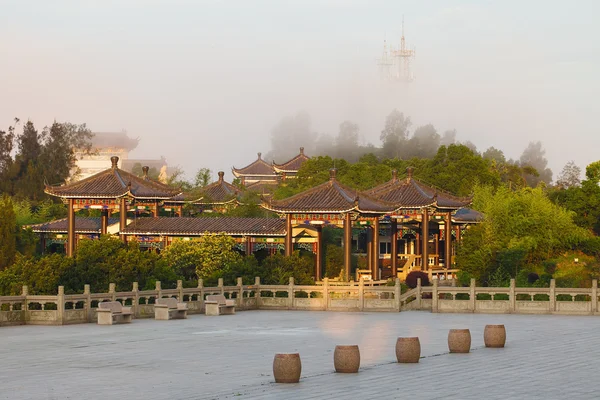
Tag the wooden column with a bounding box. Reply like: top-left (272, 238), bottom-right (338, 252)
top-left (366, 227), bottom-right (372, 273)
top-left (153, 200), bottom-right (159, 218)
top-left (434, 233), bottom-right (439, 265)
top-left (421, 208), bottom-right (429, 270)
top-left (445, 212), bottom-right (452, 268)
top-left (391, 219), bottom-right (398, 277)
top-left (344, 213), bottom-right (352, 281)
top-left (100, 209), bottom-right (108, 235)
top-left (372, 218), bottom-right (380, 280)
top-left (416, 233), bottom-right (421, 259)
top-left (315, 226), bottom-right (322, 281)
top-left (285, 214), bottom-right (293, 256)
top-left (119, 197), bottom-right (127, 243)
top-left (245, 237), bottom-right (253, 256)
top-left (67, 199), bottom-right (75, 257)
top-left (456, 225), bottom-right (462, 244)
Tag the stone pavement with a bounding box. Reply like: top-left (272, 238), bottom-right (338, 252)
top-left (1, 310), bottom-right (600, 399)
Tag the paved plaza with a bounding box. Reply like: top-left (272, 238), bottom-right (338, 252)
top-left (2, 310), bottom-right (600, 399)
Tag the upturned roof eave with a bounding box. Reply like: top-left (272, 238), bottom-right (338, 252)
top-left (121, 230), bottom-right (286, 237)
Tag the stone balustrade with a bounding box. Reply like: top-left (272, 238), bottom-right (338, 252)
top-left (1, 277), bottom-right (599, 326)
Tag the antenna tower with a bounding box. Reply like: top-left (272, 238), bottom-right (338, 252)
top-left (377, 16), bottom-right (416, 82)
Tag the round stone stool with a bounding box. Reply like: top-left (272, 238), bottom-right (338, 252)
top-left (395, 337), bottom-right (421, 363)
top-left (484, 325), bottom-right (506, 348)
top-left (273, 353), bottom-right (302, 383)
top-left (334, 345), bottom-right (360, 373)
top-left (448, 329), bottom-right (471, 353)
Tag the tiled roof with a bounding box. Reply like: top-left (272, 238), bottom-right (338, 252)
top-left (28, 217), bottom-right (119, 233)
top-left (273, 147), bottom-right (310, 173)
top-left (121, 217), bottom-right (286, 236)
top-left (232, 153), bottom-right (276, 177)
top-left (195, 172), bottom-right (241, 204)
top-left (369, 169), bottom-right (471, 210)
top-left (452, 208), bottom-right (484, 223)
top-left (45, 157), bottom-right (181, 199)
top-left (245, 180), bottom-right (278, 194)
top-left (263, 169), bottom-right (396, 214)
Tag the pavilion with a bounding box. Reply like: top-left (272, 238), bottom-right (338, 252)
top-left (262, 168), bottom-right (396, 280)
top-left (44, 156), bottom-right (182, 256)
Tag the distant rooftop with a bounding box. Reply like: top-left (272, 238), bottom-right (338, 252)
top-left (90, 131), bottom-right (139, 152)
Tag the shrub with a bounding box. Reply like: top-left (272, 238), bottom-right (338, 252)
top-left (405, 271), bottom-right (429, 288)
top-left (527, 272), bottom-right (540, 284)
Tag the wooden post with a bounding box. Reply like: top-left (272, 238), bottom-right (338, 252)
top-left (421, 208), bottom-right (429, 270)
top-left (154, 200), bottom-right (159, 218)
top-left (372, 218), bottom-right (380, 280)
top-left (445, 212), bottom-right (452, 268)
top-left (245, 237), bottom-right (253, 256)
top-left (285, 214), bottom-right (293, 257)
top-left (549, 279), bottom-right (556, 313)
top-left (391, 219), bottom-right (398, 277)
top-left (315, 226), bottom-right (322, 281)
top-left (434, 233), bottom-right (439, 265)
top-left (432, 279), bottom-right (439, 313)
top-left (67, 199), bottom-right (75, 257)
top-left (344, 213), bottom-right (352, 281)
top-left (119, 197), bottom-right (127, 243)
top-left (100, 209), bottom-right (108, 235)
top-left (592, 280), bottom-right (598, 314)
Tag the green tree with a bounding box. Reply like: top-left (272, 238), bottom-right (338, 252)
top-left (40, 122), bottom-right (93, 185)
top-left (162, 234), bottom-right (242, 281)
top-left (0, 195), bottom-right (17, 269)
top-left (456, 185), bottom-right (589, 284)
top-left (380, 109), bottom-right (411, 159)
top-left (194, 168), bottom-right (212, 188)
top-left (519, 141), bottom-right (553, 186)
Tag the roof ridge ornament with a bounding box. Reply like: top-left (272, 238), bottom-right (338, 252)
top-left (142, 166), bottom-right (149, 180)
top-left (218, 171), bottom-right (224, 182)
top-left (257, 152), bottom-right (262, 160)
top-left (300, 147), bottom-right (304, 155)
top-left (111, 156), bottom-right (119, 169)
top-left (329, 168), bottom-right (337, 180)
top-left (392, 169), bottom-right (398, 182)
top-left (406, 167), bottom-right (414, 181)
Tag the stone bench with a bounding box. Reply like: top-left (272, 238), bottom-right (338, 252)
top-left (154, 297), bottom-right (188, 320)
top-left (97, 301), bottom-right (133, 325)
top-left (205, 295), bottom-right (235, 316)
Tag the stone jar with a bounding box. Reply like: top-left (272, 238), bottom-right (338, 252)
top-left (334, 345), bottom-right (360, 373)
top-left (395, 337), bottom-right (421, 363)
top-left (273, 353), bottom-right (302, 383)
top-left (484, 325), bottom-right (506, 348)
top-left (448, 329), bottom-right (471, 353)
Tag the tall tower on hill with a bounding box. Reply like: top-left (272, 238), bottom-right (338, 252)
top-left (377, 16), bottom-right (416, 82)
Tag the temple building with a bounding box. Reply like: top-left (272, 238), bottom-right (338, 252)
top-left (272, 147), bottom-right (309, 180)
top-left (73, 131), bottom-right (170, 182)
top-left (232, 148), bottom-right (310, 194)
top-left (45, 156), bottom-right (182, 256)
top-left (41, 151), bottom-right (475, 282)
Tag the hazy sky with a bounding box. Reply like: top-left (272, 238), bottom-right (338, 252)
top-left (1, 0), bottom-right (599, 182)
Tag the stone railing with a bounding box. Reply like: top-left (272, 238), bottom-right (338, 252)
top-left (405, 278), bottom-right (600, 315)
top-left (1, 277), bottom-right (599, 326)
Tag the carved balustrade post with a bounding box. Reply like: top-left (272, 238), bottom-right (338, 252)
top-left (288, 277), bottom-right (294, 309)
top-left (432, 279), bottom-right (439, 313)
